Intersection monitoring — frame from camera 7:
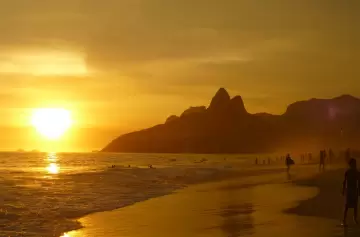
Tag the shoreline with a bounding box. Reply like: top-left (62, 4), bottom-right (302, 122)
top-left (285, 168), bottom-right (345, 220)
top-left (62, 164), bottom-right (321, 236)
top-left (62, 167), bottom-right (283, 234)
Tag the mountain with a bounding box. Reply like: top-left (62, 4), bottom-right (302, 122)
top-left (102, 88), bottom-right (360, 154)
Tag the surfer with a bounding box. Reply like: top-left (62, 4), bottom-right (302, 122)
top-left (341, 158), bottom-right (360, 226)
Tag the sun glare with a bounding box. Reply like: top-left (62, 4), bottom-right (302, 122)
top-left (31, 108), bottom-right (72, 140)
top-left (47, 163), bottom-right (60, 174)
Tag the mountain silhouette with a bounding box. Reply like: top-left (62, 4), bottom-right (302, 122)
top-left (102, 88), bottom-right (360, 154)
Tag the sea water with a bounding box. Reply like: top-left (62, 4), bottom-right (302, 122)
top-left (0, 152), bottom-right (270, 237)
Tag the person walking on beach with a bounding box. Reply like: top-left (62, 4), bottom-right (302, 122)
top-left (319, 150), bottom-right (326, 172)
top-left (341, 158), bottom-right (360, 226)
top-left (285, 154), bottom-right (294, 174)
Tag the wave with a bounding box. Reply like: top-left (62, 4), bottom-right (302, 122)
top-left (0, 165), bottom-right (246, 237)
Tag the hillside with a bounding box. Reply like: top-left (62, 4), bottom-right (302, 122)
top-left (102, 89), bottom-right (360, 153)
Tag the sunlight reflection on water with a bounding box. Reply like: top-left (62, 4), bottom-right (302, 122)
top-left (46, 152), bottom-right (60, 174)
top-left (47, 163), bottom-right (59, 174)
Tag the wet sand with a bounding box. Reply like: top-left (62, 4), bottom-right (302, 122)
top-left (286, 169), bottom-right (346, 220)
top-left (63, 165), bottom-right (360, 237)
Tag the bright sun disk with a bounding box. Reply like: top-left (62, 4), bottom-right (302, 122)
top-left (31, 108), bottom-right (72, 140)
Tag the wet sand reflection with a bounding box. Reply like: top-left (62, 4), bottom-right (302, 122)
top-left (205, 182), bottom-right (255, 236)
top-left (219, 203), bottom-right (254, 237)
top-left (64, 177), bottom-right (344, 237)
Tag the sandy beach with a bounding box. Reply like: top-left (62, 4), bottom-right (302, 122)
top-left (62, 164), bottom-right (360, 237)
top-left (0, 152), bottom-right (328, 236)
top-left (286, 169), bottom-right (348, 220)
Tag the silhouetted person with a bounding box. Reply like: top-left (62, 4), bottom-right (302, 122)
top-left (342, 158), bottom-right (360, 226)
top-left (255, 158), bottom-right (258, 165)
top-left (285, 154), bottom-right (294, 174)
top-left (319, 150), bottom-right (326, 172)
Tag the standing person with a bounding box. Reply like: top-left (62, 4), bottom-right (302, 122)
top-left (285, 154), bottom-right (294, 174)
top-left (341, 158), bottom-right (360, 226)
top-left (319, 150), bottom-right (326, 172)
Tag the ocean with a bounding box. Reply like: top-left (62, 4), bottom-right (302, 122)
top-left (0, 152), bottom-right (271, 237)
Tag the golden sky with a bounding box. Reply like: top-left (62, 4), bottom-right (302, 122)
top-left (0, 0), bottom-right (359, 151)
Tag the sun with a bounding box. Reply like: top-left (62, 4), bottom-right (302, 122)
top-left (31, 108), bottom-right (72, 140)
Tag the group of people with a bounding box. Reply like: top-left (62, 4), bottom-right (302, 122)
top-left (284, 148), bottom-right (337, 173)
top-left (253, 148), bottom-right (359, 226)
top-left (255, 156), bottom-right (295, 166)
top-left (285, 149), bottom-right (359, 226)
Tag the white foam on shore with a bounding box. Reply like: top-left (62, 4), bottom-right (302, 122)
top-left (0, 152), bottom-right (306, 237)
top-left (1, 165), bottom-right (246, 236)
top-left (65, 170), bottom-right (330, 237)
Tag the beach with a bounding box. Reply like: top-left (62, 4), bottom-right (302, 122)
top-left (1, 152), bottom-right (358, 237)
top-left (63, 164), bottom-right (360, 237)
top-left (0, 152), bottom-right (296, 237)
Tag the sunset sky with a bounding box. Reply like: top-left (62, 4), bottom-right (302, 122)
top-left (1, 0), bottom-right (359, 151)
